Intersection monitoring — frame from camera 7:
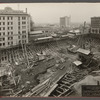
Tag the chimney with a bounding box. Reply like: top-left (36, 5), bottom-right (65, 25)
top-left (26, 8), bottom-right (27, 13)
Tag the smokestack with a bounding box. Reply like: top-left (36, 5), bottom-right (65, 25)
top-left (26, 8), bottom-right (27, 13)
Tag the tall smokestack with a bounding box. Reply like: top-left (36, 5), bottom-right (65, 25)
top-left (26, 8), bottom-right (27, 13)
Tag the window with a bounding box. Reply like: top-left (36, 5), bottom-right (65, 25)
top-left (3, 27), bottom-right (5, 30)
top-left (18, 17), bottom-right (20, 20)
top-left (3, 32), bottom-right (5, 35)
top-left (19, 40), bottom-right (21, 44)
top-left (22, 22), bottom-right (26, 24)
top-left (22, 31), bottom-right (26, 34)
top-left (18, 36), bottom-right (20, 39)
top-left (3, 22), bottom-right (5, 25)
top-left (8, 17), bottom-right (9, 20)
top-left (8, 32), bottom-right (10, 35)
top-left (8, 37), bottom-right (13, 40)
top-left (3, 43), bottom-right (5, 46)
top-left (0, 22), bottom-right (1, 25)
top-left (22, 17), bottom-right (26, 20)
top-left (18, 31), bottom-right (20, 34)
top-left (8, 22), bottom-right (9, 25)
top-left (3, 38), bottom-right (5, 41)
top-left (22, 26), bottom-right (26, 29)
top-left (0, 28), bottom-right (1, 30)
top-left (11, 41), bottom-right (13, 45)
top-left (8, 27), bottom-right (9, 30)
top-left (18, 26), bottom-right (20, 29)
top-left (24, 40), bottom-right (26, 43)
top-left (11, 37), bottom-right (13, 40)
top-left (0, 17), bottom-right (1, 20)
top-left (8, 37), bottom-right (10, 40)
top-left (11, 27), bottom-right (13, 30)
top-left (8, 42), bottom-right (10, 45)
top-left (18, 22), bottom-right (20, 25)
top-left (11, 17), bottom-right (13, 20)
top-left (22, 40), bottom-right (24, 43)
top-left (11, 22), bottom-right (13, 25)
top-left (0, 43), bottom-right (2, 46)
top-left (0, 33), bottom-right (1, 36)
top-left (3, 17), bottom-right (5, 20)
top-left (11, 32), bottom-right (13, 35)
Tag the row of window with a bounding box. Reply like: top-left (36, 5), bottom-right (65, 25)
top-left (0, 32), bottom-right (13, 36)
top-left (8, 32), bottom-right (13, 35)
top-left (8, 37), bottom-right (13, 40)
top-left (0, 22), bottom-right (5, 25)
top-left (18, 31), bottom-right (26, 34)
top-left (0, 37), bottom-right (13, 41)
top-left (0, 16), bottom-right (27, 21)
top-left (18, 26), bottom-right (26, 30)
top-left (0, 41), bottom-right (13, 47)
top-left (0, 40), bottom-right (27, 47)
top-left (0, 22), bottom-right (13, 25)
top-left (8, 41), bottom-right (13, 45)
top-left (0, 16), bottom-right (13, 20)
top-left (8, 27), bottom-right (13, 30)
top-left (0, 27), bottom-right (13, 31)
top-left (8, 22), bottom-right (13, 25)
top-left (18, 35), bottom-right (26, 39)
top-left (91, 29), bottom-right (100, 33)
top-left (22, 22), bottom-right (26, 24)
top-left (18, 21), bottom-right (26, 25)
top-left (18, 17), bottom-right (26, 20)
top-left (19, 40), bottom-right (27, 44)
top-left (0, 32), bottom-right (5, 36)
top-left (0, 27), bottom-right (5, 30)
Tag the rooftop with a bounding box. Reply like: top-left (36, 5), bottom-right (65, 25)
top-left (37, 36), bottom-right (52, 40)
top-left (77, 48), bottom-right (90, 55)
top-left (0, 7), bottom-right (28, 15)
top-left (30, 31), bottom-right (43, 35)
top-left (0, 67), bottom-right (11, 77)
top-left (73, 60), bottom-right (82, 66)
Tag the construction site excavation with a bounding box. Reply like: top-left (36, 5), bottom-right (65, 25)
top-left (0, 4), bottom-right (100, 97)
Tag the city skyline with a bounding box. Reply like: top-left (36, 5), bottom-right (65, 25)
top-left (0, 3), bottom-right (100, 24)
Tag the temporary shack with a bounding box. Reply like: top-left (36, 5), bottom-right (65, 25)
top-left (36, 53), bottom-right (45, 61)
top-left (73, 60), bottom-right (82, 66)
top-left (0, 67), bottom-right (11, 77)
top-left (73, 60), bottom-right (82, 69)
top-left (77, 48), bottom-right (90, 55)
top-left (77, 48), bottom-right (93, 67)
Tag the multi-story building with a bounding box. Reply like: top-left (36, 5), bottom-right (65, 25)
top-left (60, 16), bottom-right (71, 28)
top-left (0, 7), bottom-right (30, 49)
top-left (90, 17), bottom-right (100, 34)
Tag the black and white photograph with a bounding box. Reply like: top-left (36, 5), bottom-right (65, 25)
top-left (0, 3), bottom-right (100, 97)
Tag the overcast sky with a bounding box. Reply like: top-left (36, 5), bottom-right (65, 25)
top-left (0, 3), bottom-right (100, 24)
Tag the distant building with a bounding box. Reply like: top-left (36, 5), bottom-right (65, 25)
top-left (0, 7), bottom-right (30, 49)
top-left (90, 17), bottom-right (100, 34)
top-left (60, 16), bottom-right (71, 28)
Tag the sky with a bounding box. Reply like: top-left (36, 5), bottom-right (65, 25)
top-left (0, 3), bottom-right (100, 24)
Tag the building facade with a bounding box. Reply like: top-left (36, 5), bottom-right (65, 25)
top-left (0, 7), bottom-right (30, 49)
top-left (60, 16), bottom-right (71, 28)
top-left (90, 17), bottom-right (100, 34)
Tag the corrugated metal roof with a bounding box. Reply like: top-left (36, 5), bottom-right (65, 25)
top-left (30, 31), bottom-right (43, 34)
top-left (77, 48), bottom-right (90, 55)
top-left (73, 60), bottom-right (82, 66)
top-left (37, 36), bottom-right (52, 40)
